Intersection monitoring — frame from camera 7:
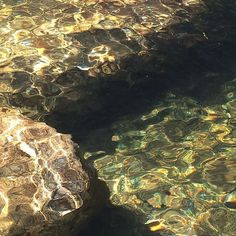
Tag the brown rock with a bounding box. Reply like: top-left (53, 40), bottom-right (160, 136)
top-left (0, 107), bottom-right (90, 235)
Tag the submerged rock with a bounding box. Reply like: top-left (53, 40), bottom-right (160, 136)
top-left (88, 91), bottom-right (236, 236)
top-left (224, 190), bottom-right (236, 209)
top-left (1, 0), bottom-right (235, 119)
top-left (0, 107), bottom-right (90, 236)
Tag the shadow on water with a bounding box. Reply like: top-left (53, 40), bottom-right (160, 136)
top-left (43, 1), bottom-right (236, 235)
top-left (46, 0), bottom-right (236, 140)
top-left (79, 180), bottom-right (157, 236)
top-left (79, 206), bottom-right (157, 236)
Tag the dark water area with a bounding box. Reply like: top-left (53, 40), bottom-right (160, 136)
top-left (1, 0), bottom-right (236, 235)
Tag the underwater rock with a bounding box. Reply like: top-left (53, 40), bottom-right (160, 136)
top-left (224, 190), bottom-right (236, 209)
top-left (1, 0), bottom-right (233, 118)
top-left (194, 207), bottom-right (236, 236)
top-left (90, 93), bottom-right (236, 236)
top-left (0, 107), bottom-right (90, 236)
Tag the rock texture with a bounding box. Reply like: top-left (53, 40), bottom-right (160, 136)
top-left (0, 107), bottom-right (90, 235)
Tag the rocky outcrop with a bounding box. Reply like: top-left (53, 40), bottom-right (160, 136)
top-left (0, 107), bottom-right (90, 235)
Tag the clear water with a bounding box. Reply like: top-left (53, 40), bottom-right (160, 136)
top-left (0, 0), bottom-right (236, 235)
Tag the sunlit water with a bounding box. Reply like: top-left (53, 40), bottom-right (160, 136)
top-left (0, 0), bottom-right (236, 235)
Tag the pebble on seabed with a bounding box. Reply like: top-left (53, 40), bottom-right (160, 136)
top-left (224, 190), bottom-right (236, 209)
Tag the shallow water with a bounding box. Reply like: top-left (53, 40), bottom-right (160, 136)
top-left (89, 89), bottom-right (236, 235)
top-left (1, 0), bottom-right (236, 235)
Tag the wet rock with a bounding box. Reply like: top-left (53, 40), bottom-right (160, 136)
top-left (0, 107), bottom-right (90, 236)
top-left (224, 190), bottom-right (236, 209)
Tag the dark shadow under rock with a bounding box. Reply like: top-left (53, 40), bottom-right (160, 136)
top-left (80, 205), bottom-right (158, 236)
